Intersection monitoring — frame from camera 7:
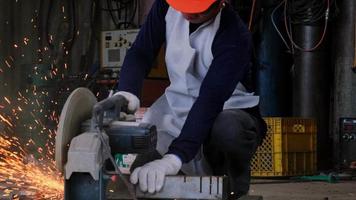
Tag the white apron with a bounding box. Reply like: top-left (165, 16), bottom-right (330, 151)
top-left (142, 7), bottom-right (259, 175)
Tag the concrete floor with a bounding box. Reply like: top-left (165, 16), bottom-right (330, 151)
top-left (1, 178), bottom-right (356, 200)
top-left (250, 180), bottom-right (356, 200)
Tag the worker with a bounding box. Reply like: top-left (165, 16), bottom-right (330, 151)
top-left (112, 0), bottom-right (267, 198)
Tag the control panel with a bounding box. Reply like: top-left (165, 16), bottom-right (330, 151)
top-left (339, 118), bottom-right (356, 169)
top-left (100, 29), bottom-right (139, 70)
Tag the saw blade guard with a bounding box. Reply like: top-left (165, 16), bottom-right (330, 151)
top-left (55, 87), bottom-right (97, 173)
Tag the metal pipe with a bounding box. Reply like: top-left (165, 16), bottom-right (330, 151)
top-left (292, 23), bottom-right (331, 170)
top-left (331, 0), bottom-right (356, 169)
top-left (353, 16), bottom-right (356, 71)
top-left (256, 7), bottom-right (292, 117)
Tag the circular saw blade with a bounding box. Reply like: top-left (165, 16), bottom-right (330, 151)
top-left (55, 87), bottom-right (97, 173)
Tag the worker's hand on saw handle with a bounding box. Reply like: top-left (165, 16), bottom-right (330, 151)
top-left (130, 154), bottom-right (182, 193)
top-left (114, 91), bottom-right (140, 114)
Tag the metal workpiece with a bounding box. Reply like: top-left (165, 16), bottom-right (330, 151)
top-left (107, 176), bottom-right (228, 200)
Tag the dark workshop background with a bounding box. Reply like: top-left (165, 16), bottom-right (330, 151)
top-left (0, 0), bottom-right (355, 172)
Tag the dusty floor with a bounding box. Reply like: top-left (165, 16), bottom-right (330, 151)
top-left (1, 178), bottom-right (355, 200)
top-left (250, 180), bottom-right (356, 200)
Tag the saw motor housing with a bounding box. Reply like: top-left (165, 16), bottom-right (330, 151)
top-left (66, 121), bottom-right (157, 180)
top-left (56, 88), bottom-right (157, 200)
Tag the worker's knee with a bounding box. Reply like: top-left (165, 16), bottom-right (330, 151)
top-left (210, 109), bottom-right (258, 157)
top-left (211, 109), bottom-right (256, 142)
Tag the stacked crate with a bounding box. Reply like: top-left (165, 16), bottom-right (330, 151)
top-left (251, 118), bottom-right (317, 177)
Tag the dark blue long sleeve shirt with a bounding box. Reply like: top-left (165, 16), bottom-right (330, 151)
top-left (117, 0), bottom-right (253, 163)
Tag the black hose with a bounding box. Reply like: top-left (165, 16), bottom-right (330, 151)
top-left (45, 0), bottom-right (54, 49)
top-left (64, 0), bottom-right (77, 53)
top-left (107, 0), bottom-right (119, 28)
top-left (90, 0), bottom-right (100, 40)
top-left (287, 0), bottom-right (328, 25)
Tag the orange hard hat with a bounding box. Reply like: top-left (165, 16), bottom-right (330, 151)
top-left (166, 0), bottom-right (218, 14)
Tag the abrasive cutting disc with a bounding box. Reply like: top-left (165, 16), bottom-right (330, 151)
top-left (55, 87), bottom-right (97, 173)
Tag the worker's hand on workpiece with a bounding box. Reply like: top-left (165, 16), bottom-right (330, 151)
top-left (130, 154), bottom-right (182, 193)
top-left (114, 91), bottom-right (140, 113)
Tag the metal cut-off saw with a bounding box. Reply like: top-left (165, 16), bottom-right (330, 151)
top-left (55, 87), bottom-right (262, 200)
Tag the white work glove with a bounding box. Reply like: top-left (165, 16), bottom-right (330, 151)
top-left (114, 91), bottom-right (140, 113)
top-left (130, 154), bottom-right (182, 193)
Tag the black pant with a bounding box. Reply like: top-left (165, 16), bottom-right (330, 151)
top-left (131, 109), bottom-right (266, 199)
top-left (203, 109), bottom-right (265, 199)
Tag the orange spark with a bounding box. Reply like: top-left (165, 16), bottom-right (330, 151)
top-left (49, 35), bottom-right (53, 43)
top-left (4, 97), bottom-right (11, 104)
top-left (0, 135), bottom-right (63, 199)
top-left (0, 114), bottom-right (13, 127)
top-left (5, 60), bottom-right (11, 68)
top-left (23, 37), bottom-right (29, 45)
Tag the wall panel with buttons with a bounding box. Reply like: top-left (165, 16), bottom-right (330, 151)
top-left (101, 29), bottom-right (139, 71)
top-left (100, 29), bottom-right (168, 79)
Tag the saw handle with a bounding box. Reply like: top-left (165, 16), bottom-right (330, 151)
top-left (92, 94), bottom-right (128, 130)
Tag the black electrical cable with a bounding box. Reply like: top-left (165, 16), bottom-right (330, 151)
top-left (287, 0), bottom-right (328, 25)
top-left (137, 0), bottom-right (140, 25)
top-left (107, 0), bottom-right (120, 28)
top-left (38, 0), bottom-right (44, 40)
top-left (124, 1), bottom-right (128, 28)
top-left (64, 0), bottom-right (77, 53)
top-left (284, 0), bottom-right (330, 51)
top-left (45, 0), bottom-right (77, 53)
top-left (116, 0), bottom-right (122, 19)
top-left (38, 0), bottom-right (46, 60)
top-left (271, 0), bottom-right (291, 51)
top-left (90, 0), bottom-right (100, 40)
top-left (119, 0), bottom-right (137, 28)
top-left (100, 7), bottom-right (122, 11)
top-left (45, 0), bottom-right (54, 49)
top-left (129, 0), bottom-right (138, 27)
top-left (100, 0), bottom-right (137, 29)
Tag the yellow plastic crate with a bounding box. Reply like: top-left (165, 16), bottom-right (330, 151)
top-left (251, 117), bottom-right (317, 177)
